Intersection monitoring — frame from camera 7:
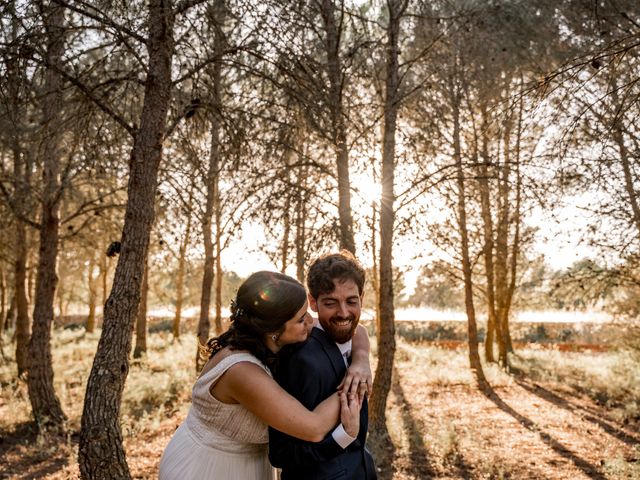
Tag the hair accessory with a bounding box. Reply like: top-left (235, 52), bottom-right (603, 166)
top-left (230, 299), bottom-right (244, 321)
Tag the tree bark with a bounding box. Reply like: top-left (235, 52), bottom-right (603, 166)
top-left (173, 199), bottom-right (192, 340)
top-left (27, 1), bottom-right (67, 431)
top-left (319, 0), bottom-right (355, 254)
top-left (0, 266), bottom-right (6, 337)
top-left (369, 0), bottom-right (406, 433)
top-left (133, 258), bottom-right (149, 359)
top-left (475, 105), bottom-right (499, 363)
top-left (295, 176), bottom-right (307, 283)
top-left (7, 0), bottom-right (31, 378)
top-left (495, 113), bottom-right (513, 366)
top-left (451, 69), bottom-right (487, 389)
top-left (7, 294), bottom-right (17, 335)
top-left (214, 164), bottom-right (223, 334)
top-left (78, 1), bottom-right (174, 477)
top-left (196, 5), bottom-right (224, 370)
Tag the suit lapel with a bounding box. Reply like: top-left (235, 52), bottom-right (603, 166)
top-left (311, 327), bottom-right (346, 380)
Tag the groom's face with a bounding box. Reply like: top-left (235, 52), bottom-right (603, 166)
top-left (309, 278), bottom-right (362, 344)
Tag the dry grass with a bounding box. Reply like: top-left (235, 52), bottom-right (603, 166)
top-left (1, 329), bottom-right (639, 479)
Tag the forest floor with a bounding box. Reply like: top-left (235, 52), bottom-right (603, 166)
top-left (1, 327), bottom-right (639, 479)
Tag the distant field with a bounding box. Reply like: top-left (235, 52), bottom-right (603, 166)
top-left (53, 308), bottom-right (624, 349)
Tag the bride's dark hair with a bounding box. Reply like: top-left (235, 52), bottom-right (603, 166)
top-left (203, 271), bottom-right (307, 368)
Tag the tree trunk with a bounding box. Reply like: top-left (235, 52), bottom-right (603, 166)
top-left (320, 0), bottom-right (355, 254)
top-left (78, 1), bottom-right (174, 477)
top-left (475, 106), bottom-right (499, 363)
top-left (214, 163), bottom-right (223, 334)
top-left (451, 72), bottom-right (487, 389)
top-left (87, 255), bottom-right (97, 333)
top-left (369, 0), bottom-right (406, 433)
top-left (15, 221), bottom-right (30, 378)
top-left (495, 113), bottom-right (513, 366)
top-left (7, 294), bottom-right (17, 335)
top-left (196, 6), bottom-right (224, 370)
top-left (133, 258), bottom-right (149, 359)
top-left (27, 2), bottom-right (67, 431)
top-left (295, 160), bottom-right (309, 283)
top-left (7, 0), bottom-right (31, 377)
top-left (173, 199), bottom-right (192, 340)
top-left (57, 276), bottom-right (65, 321)
top-left (0, 266), bottom-right (6, 337)
top-left (504, 94), bottom-right (524, 357)
top-left (0, 267), bottom-right (6, 360)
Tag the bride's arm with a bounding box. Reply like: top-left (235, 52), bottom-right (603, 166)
top-left (339, 324), bottom-right (373, 395)
top-left (222, 362), bottom-right (350, 442)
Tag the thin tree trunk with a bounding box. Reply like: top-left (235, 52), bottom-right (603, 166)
top-left (281, 193), bottom-right (292, 273)
top-left (173, 200), bottom-right (192, 340)
top-left (320, 0), bottom-right (355, 254)
top-left (78, 1), bottom-right (174, 477)
top-left (196, 5), bottom-right (224, 369)
top-left (369, 0), bottom-right (406, 433)
top-left (495, 113), bottom-right (513, 367)
top-left (294, 175), bottom-right (307, 283)
top-left (371, 201), bottom-right (380, 327)
top-left (475, 106), bottom-right (499, 363)
top-left (8, 0), bottom-right (30, 377)
top-left (57, 276), bottom-right (65, 321)
top-left (1, 266), bottom-right (6, 336)
top-left (214, 160), bottom-right (223, 334)
top-left (504, 92), bottom-right (524, 356)
top-left (27, 1), bottom-right (67, 431)
top-left (86, 255), bottom-right (97, 333)
top-left (451, 70), bottom-right (487, 389)
top-left (7, 294), bottom-right (17, 335)
top-left (294, 151), bottom-right (309, 283)
top-left (133, 258), bottom-right (149, 359)
top-left (0, 266), bottom-right (6, 360)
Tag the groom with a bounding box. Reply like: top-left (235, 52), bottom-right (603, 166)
top-left (268, 251), bottom-right (377, 479)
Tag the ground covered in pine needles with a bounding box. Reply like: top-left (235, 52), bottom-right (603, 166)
top-left (1, 327), bottom-right (639, 479)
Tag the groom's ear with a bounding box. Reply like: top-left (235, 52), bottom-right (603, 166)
top-left (308, 292), bottom-right (319, 313)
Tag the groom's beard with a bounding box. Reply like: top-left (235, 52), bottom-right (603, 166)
top-left (320, 314), bottom-right (359, 344)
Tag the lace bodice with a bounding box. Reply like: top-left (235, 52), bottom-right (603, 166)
top-left (186, 352), bottom-right (271, 446)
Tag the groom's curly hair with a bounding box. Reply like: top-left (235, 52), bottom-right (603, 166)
top-left (306, 250), bottom-right (366, 299)
top-left (202, 271), bottom-right (307, 369)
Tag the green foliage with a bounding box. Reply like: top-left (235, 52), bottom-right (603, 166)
top-left (406, 263), bottom-right (465, 310)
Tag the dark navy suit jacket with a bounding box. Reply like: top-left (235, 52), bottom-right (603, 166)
top-left (268, 327), bottom-right (377, 480)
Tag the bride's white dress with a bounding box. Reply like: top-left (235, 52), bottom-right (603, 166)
top-left (159, 352), bottom-right (276, 480)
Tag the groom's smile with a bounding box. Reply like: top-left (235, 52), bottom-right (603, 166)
top-left (310, 279), bottom-right (362, 344)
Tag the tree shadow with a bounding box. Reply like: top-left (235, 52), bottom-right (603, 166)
top-left (0, 421), bottom-right (72, 479)
top-left (480, 384), bottom-right (608, 480)
top-left (391, 367), bottom-right (439, 478)
top-left (515, 378), bottom-right (640, 447)
top-left (367, 425), bottom-right (397, 480)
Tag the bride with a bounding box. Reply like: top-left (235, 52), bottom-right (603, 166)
top-left (159, 271), bottom-right (371, 479)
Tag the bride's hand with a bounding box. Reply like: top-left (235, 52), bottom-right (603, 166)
top-left (339, 390), bottom-right (363, 438)
top-left (338, 360), bottom-right (372, 397)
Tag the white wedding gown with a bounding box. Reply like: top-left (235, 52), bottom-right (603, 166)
top-left (159, 353), bottom-right (276, 480)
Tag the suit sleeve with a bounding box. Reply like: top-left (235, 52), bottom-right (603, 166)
top-left (268, 349), bottom-right (345, 467)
